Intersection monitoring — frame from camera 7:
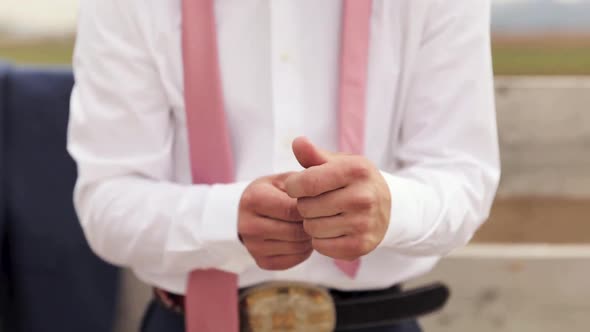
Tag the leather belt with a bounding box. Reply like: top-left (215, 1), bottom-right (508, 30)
top-left (154, 282), bottom-right (449, 331)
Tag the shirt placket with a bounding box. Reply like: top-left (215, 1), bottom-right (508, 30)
top-left (270, 0), bottom-right (305, 172)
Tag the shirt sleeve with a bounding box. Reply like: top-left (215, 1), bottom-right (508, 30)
top-left (377, 0), bottom-right (500, 255)
top-left (67, 0), bottom-right (255, 276)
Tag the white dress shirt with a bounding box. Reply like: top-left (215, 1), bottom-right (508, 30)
top-left (68, 0), bottom-right (499, 294)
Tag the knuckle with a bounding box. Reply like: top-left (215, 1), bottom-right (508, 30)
top-left (240, 190), bottom-right (254, 209)
top-left (352, 217), bottom-right (370, 234)
top-left (347, 160), bottom-right (371, 180)
top-left (355, 236), bottom-right (374, 257)
top-left (241, 185), bottom-right (262, 210)
top-left (347, 236), bottom-right (368, 256)
top-left (301, 175), bottom-right (320, 196)
top-left (312, 239), bottom-right (337, 259)
top-left (351, 190), bottom-right (375, 210)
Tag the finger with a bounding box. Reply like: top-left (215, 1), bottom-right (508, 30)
top-left (285, 158), bottom-right (370, 199)
top-left (241, 216), bottom-right (311, 242)
top-left (245, 182), bottom-right (303, 221)
top-left (291, 136), bottom-right (332, 168)
top-left (256, 250), bottom-right (314, 271)
top-left (298, 192), bottom-right (343, 219)
top-left (298, 185), bottom-right (377, 219)
top-left (303, 215), bottom-right (351, 239)
top-left (312, 236), bottom-right (368, 261)
top-left (243, 239), bottom-right (312, 257)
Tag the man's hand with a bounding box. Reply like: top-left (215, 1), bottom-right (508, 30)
top-left (238, 173), bottom-right (313, 271)
top-left (285, 137), bottom-right (391, 261)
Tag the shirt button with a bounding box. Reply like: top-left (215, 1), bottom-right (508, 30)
top-left (280, 52), bottom-right (291, 63)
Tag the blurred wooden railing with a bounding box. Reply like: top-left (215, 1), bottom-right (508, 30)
top-left (474, 76), bottom-right (590, 244)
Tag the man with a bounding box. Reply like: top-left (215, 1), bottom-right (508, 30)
top-left (68, 0), bottom-right (500, 331)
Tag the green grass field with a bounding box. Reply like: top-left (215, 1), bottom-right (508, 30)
top-left (492, 37), bottom-right (590, 75)
top-left (493, 46), bottom-right (590, 75)
top-left (1, 37), bottom-right (590, 75)
top-left (0, 39), bottom-right (74, 65)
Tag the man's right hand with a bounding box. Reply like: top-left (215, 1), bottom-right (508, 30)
top-left (238, 173), bottom-right (313, 271)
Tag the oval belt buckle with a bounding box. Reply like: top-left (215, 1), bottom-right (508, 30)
top-left (239, 282), bottom-right (337, 332)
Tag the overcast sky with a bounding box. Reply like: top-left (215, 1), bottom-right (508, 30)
top-left (1, 0), bottom-right (589, 37)
top-left (0, 0), bottom-right (78, 36)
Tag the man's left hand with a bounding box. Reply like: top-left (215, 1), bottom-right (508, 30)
top-left (284, 137), bottom-right (391, 261)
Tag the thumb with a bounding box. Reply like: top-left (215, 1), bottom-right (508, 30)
top-left (291, 136), bottom-right (333, 169)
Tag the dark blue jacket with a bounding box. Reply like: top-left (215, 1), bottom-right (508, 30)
top-left (0, 63), bottom-right (9, 330)
top-left (0, 64), bottom-right (119, 332)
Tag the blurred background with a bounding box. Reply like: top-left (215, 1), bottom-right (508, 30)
top-left (0, 0), bottom-right (589, 331)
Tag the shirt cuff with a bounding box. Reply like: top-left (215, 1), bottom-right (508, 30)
top-left (199, 181), bottom-right (256, 274)
top-left (378, 171), bottom-right (441, 251)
